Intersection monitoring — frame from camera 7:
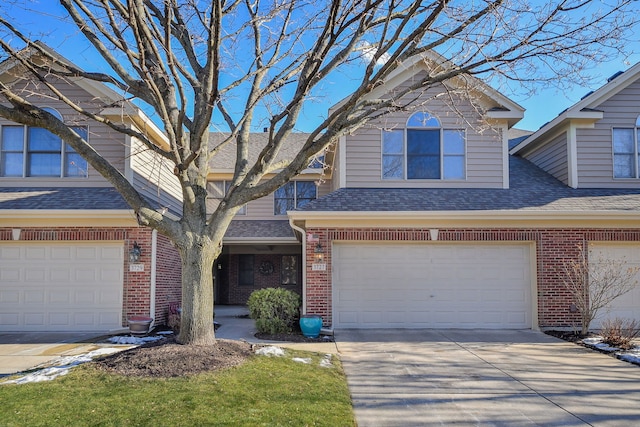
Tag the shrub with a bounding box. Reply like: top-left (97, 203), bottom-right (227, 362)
top-left (601, 317), bottom-right (640, 350)
top-left (247, 288), bottom-right (301, 334)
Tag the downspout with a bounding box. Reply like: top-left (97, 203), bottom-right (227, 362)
top-left (289, 218), bottom-right (307, 314)
top-left (150, 229), bottom-right (158, 326)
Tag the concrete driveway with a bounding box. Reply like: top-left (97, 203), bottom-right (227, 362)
top-left (0, 332), bottom-right (112, 376)
top-left (335, 329), bottom-right (640, 426)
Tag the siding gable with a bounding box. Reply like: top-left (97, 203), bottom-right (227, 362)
top-left (577, 79), bottom-right (640, 188)
top-left (525, 132), bottom-right (569, 185)
top-left (0, 77), bottom-right (125, 187)
top-left (343, 79), bottom-right (507, 189)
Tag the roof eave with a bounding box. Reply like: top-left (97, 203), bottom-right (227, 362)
top-left (509, 110), bottom-right (604, 155)
top-left (222, 237), bottom-right (298, 244)
top-left (0, 209), bottom-right (137, 227)
top-left (288, 209), bottom-right (640, 222)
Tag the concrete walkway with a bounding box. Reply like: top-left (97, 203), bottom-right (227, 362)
top-left (0, 306), bottom-right (337, 377)
top-left (336, 329), bottom-right (640, 426)
top-left (0, 332), bottom-right (126, 376)
top-left (214, 305), bottom-right (338, 354)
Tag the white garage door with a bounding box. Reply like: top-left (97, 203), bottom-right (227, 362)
top-left (0, 242), bottom-right (124, 332)
top-left (333, 243), bottom-right (533, 329)
top-left (589, 243), bottom-right (640, 329)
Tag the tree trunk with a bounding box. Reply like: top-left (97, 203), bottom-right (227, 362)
top-left (177, 237), bottom-right (219, 345)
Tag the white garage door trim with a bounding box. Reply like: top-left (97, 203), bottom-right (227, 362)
top-left (588, 242), bottom-right (640, 329)
top-left (332, 242), bottom-right (535, 329)
top-left (0, 241), bottom-right (124, 332)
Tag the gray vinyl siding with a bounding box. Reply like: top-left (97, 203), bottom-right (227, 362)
top-left (0, 78), bottom-right (125, 187)
top-left (524, 133), bottom-right (568, 185)
top-left (130, 138), bottom-right (182, 213)
top-left (344, 81), bottom-right (504, 188)
top-left (577, 79), bottom-right (640, 188)
top-left (208, 179), bottom-right (328, 220)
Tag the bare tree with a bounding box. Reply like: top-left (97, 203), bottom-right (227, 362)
top-left (0, 0), bottom-right (636, 345)
top-left (562, 246), bottom-right (638, 335)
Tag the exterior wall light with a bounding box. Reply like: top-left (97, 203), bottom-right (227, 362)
top-left (129, 241), bottom-right (142, 263)
top-left (314, 242), bottom-right (324, 262)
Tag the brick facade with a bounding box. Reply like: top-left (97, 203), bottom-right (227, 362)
top-left (154, 233), bottom-right (182, 324)
top-left (219, 253), bottom-right (303, 304)
top-left (0, 226), bottom-right (182, 327)
top-left (304, 227), bottom-right (640, 328)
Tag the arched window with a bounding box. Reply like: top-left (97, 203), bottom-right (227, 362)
top-left (382, 111), bottom-right (465, 180)
top-left (0, 107), bottom-right (88, 178)
top-left (612, 115), bottom-right (640, 179)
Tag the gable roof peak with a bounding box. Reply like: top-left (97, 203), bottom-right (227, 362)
top-left (511, 60), bottom-right (640, 154)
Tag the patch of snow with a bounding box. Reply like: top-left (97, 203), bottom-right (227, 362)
top-left (618, 349), bottom-right (640, 365)
top-left (582, 336), bottom-right (621, 352)
top-left (156, 330), bottom-right (174, 335)
top-left (2, 347), bottom-right (125, 385)
top-left (582, 337), bottom-right (603, 346)
top-left (108, 335), bottom-right (164, 345)
top-left (255, 346), bottom-right (285, 357)
top-left (292, 357), bottom-right (312, 364)
top-left (581, 336), bottom-right (640, 364)
top-left (593, 342), bottom-right (620, 352)
top-left (320, 354), bottom-right (333, 368)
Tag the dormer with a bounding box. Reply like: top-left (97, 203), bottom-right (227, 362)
top-left (511, 62), bottom-right (640, 189)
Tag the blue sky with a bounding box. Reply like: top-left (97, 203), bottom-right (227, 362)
top-left (1, 1), bottom-right (639, 133)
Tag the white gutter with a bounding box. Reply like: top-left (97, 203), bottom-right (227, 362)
top-left (150, 229), bottom-right (158, 327)
top-left (222, 237), bottom-right (298, 244)
top-left (288, 218), bottom-right (307, 314)
top-left (338, 135), bottom-right (347, 189)
top-left (287, 209), bottom-right (640, 222)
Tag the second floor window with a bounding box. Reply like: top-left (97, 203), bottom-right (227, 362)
top-left (207, 180), bottom-right (247, 215)
top-left (382, 111), bottom-right (465, 180)
top-left (613, 117), bottom-right (640, 178)
top-left (274, 181), bottom-right (317, 215)
top-left (0, 107), bottom-right (88, 178)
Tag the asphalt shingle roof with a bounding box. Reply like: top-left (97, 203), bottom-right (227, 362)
top-left (225, 220), bottom-right (297, 239)
top-left (209, 132), bottom-right (313, 170)
top-left (0, 187), bottom-right (130, 210)
top-left (296, 156), bottom-right (640, 213)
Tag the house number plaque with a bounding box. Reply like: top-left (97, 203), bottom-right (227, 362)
top-left (311, 263), bottom-right (326, 271)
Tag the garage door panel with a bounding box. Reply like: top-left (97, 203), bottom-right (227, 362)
top-left (333, 243), bottom-right (532, 329)
top-left (51, 246), bottom-right (73, 259)
top-left (50, 313), bottom-right (71, 326)
top-left (1, 313), bottom-right (19, 326)
top-left (25, 290), bottom-right (45, 304)
top-left (0, 242), bottom-right (124, 332)
top-left (0, 290), bottom-right (19, 303)
top-left (1, 267), bottom-right (21, 282)
top-left (25, 268), bottom-right (46, 281)
top-left (50, 268), bottom-right (71, 281)
top-left (24, 313), bottom-right (46, 326)
top-left (589, 244), bottom-right (640, 329)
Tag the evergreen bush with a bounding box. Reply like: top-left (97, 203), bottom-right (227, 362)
top-left (247, 288), bottom-right (301, 334)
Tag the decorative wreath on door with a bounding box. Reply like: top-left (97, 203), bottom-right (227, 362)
top-left (259, 260), bottom-right (274, 275)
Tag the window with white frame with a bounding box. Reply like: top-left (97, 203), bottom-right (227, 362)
top-left (613, 116), bottom-right (640, 178)
top-left (207, 180), bottom-right (247, 214)
top-left (0, 107), bottom-right (88, 178)
top-left (274, 181), bottom-right (317, 215)
top-left (382, 111), bottom-right (465, 180)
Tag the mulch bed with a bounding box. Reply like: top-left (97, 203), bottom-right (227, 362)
top-left (544, 330), bottom-right (591, 343)
top-left (255, 332), bottom-right (334, 343)
top-left (94, 337), bottom-right (252, 378)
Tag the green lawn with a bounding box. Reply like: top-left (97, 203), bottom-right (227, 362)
top-left (0, 350), bottom-right (355, 427)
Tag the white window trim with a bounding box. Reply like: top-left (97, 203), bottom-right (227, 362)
top-left (381, 113), bottom-right (467, 181)
top-left (274, 181), bottom-right (318, 215)
top-left (612, 121), bottom-right (640, 179)
top-left (0, 107), bottom-right (89, 179)
top-left (207, 180), bottom-right (247, 215)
